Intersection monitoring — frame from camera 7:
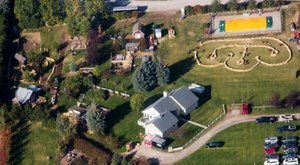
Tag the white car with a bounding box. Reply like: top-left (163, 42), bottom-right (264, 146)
top-left (283, 158), bottom-right (299, 165)
top-left (264, 159), bottom-right (280, 165)
top-left (265, 136), bottom-right (279, 144)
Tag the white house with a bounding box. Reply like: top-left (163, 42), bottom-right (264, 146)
top-left (138, 86), bottom-right (199, 138)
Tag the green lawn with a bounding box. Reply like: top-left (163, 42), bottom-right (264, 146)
top-left (176, 120), bottom-right (300, 165)
top-left (22, 122), bottom-right (59, 165)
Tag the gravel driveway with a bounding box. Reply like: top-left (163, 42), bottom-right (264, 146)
top-left (128, 0), bottom-right (265, 12)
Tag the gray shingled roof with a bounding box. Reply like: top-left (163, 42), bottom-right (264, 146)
top-left (145, 96), bottom-right (181, 114)
top-left (151, 111), bottom-right (178, 133)
top-left (170, 86), bottom-right (199, 110)
top-left (132, 21), bottom-right (144, 34)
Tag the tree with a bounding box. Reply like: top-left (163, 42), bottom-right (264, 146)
top-left (0, 0), bottom-right (11, 15)
top-left (62, 74), bottom-right (94, 97)
top-left (14, 0), bottom-right (44, 29)
top-left (40, 0), bottom-right (66, 26)
top-left (130, 94), bottom-right (144, 111)
top-left (210, 0), bottom-right (223, 13)
top-left (155, 60), bottom-right (170, 86)
top-left (56, 116), bottom-right (74, 136)
top-left (69, 62), bottom-right (78, 72)
top-left (270, 92), bottom-right (282, 108)
top-left (132, 61), bottom-right (157, 91)
top-left (85, 0), bottom-right (107, 18)
top-left (247, 0), bottom-right (256, 10)
top-left (286, 91), bottom-right (299, 109)
top-left (227, 0), bottom-right (239, 11)
top-left (86, 103), bottom-right (107, 134)
top-left (111, 153), bottom-right (122, 165)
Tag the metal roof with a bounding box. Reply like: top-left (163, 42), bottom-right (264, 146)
top-left (113, 6), bottom-right (138, 12)
top-left (170, 86), bottom-right (199, 110)
top-left (150, 111), bottom-right (178, 133)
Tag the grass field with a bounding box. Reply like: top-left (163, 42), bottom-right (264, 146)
top-left (22, 122), bottom-right (59, 165)
top-left (176, 121), bottom-right (300, 165)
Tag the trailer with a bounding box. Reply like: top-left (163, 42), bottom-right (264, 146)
top-left (277, 114), bottom-right (295, 122)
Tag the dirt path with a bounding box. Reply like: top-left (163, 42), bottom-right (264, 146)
top-left (132, 112), bottom-right (300, 164)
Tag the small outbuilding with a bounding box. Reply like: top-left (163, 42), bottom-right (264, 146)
top-left (155, 28), bottom-right (162, 39)
top-left (132, 21), bottom-right (145, 39)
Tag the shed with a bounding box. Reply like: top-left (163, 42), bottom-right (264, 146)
top-left (12, 87), bottom-right (33, 104)
top-left (132, 21), bottom-right (144, 39)
top-left (155, 28), bottom-right (162, 39)
top-left (152, 136), bottom-right (166, 148)
top-left (14, 53), bottom-right (26, 64)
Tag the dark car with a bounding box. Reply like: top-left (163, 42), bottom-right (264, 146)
top-left (206, 141), bottom-right (224, 148)
top-left (265, 154), bottom-right (280, 160)
top-left (264, 143), bottom-right (279, 149)
top-left (283, 153), bottom-right (298, 159)
top-left (283, 142), bottom-right (298, 149)
top-left (277, 125), bottom-right (297, 133)
top-left (284, 147), bottom-right (298, 153)
top-left (256, 116), bottom-right (277, 124)
top-left (282, 137), bottom-right (298, 143)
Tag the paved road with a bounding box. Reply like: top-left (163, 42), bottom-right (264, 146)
top-left (132, 112), bottom-right (300, 164)
top-left (128, 0), bottom-right (264, 12)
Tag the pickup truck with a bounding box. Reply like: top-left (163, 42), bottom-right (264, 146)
top-left (277, 125), bottom-right (297, 133)
top-left (278, 115), bottom-right (295, 123)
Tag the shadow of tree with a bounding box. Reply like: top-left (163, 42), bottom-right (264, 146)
top-left (106, 102), bottom-right (131, 131)
top-left (143, 93), bottom-right (163, 108)
top-left (169, 56), bottom-right (195, 83)
top-left (8, 118), bottom-right (31, 165)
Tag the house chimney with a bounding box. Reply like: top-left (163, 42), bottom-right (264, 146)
top-left (163, 91), bottom-right (168, 97)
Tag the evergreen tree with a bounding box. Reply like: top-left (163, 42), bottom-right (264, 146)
top-left (132, 61), bottom-right (157, 91)
top-left (40, 0), bottom-right (66, 26)
top-left (85, 0), bottom-right (107, 18)
top-left (111, 153), bottom-right (122, 165)
top-left (14, 0), bottom-right (43, 28)
top-left (210, 0), bottom-right (223, 13)
top-left (227, 0), bottom-right (239, 11)
top-left (86, 103), bottom-right (106, 134)
top-left (56, 116), bottom-right (73, 136)
top-left (0, 0), bottom-right (11, 15)
top-left (247, 0), bottom-right (256, 10)
top-left (0, 15), bottom-right (6, 104)
top-left (155, 60), bottom-right (170, 86)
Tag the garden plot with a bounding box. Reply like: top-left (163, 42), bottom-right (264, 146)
top-left (195, 37), bottom-right (292, 72)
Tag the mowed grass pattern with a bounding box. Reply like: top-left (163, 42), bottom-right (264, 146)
top-left (22, 123), bottom-right (59, 165)
top-left (177, 121), bottom-right (300, 165)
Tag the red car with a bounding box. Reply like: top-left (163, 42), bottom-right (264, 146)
top-left (242, 103), bottom-right (252, 114)
top-left (264, 147), bottom-right (276, 155)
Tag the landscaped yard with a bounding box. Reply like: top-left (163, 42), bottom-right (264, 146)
top-left (22, 122), bottom-right (59, 165)
top-left (176, 120), bottom-right (300, 165)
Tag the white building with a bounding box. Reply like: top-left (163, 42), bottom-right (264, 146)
top-left (138, 86), bottom-right (199, 138)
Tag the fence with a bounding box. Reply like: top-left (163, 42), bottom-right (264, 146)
top-left (168, 104), bottom-right (227, 152)
top-left (95, 85), bottom-right (130, 98)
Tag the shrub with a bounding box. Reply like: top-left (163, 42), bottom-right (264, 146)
top-left (69, 62), bottom-right (78, 72)
top-left (193, 5), bottom-right (203, 14)
top-left (112, 12), bottom-right (132, 20)
top-left (185, 6), bottom-right (195, 16)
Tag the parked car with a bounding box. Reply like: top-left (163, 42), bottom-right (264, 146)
top-left (206, 141), bottom-right (224, 148)
top-left (256, 117), bottom-right (277, 124)
top-left (265, 136), bottom-right (279, 144)
top-left (283, 153), bottom-right (298, 159)
top-left (283, 158), bottom-right (299, 165)
top-left (242, 103), bottom-right (251, 114)
top-left (284, 147), bottom-right (298, 154)
top-left (283, 142), bottom-right (298, 149)
top-left (278, 115), bottom-right (295, 123)
top-left (282, 137), bottom-right (298, 143)
top-left (277, 125), bottom-right (297, 133)
top-left (265, 154), bottom-right (280, 160)
top-left (264, 147), bottom-right (276, 154)
top-left (264, 159), bottom-right (280, 165)
top-left (264, 143), bottom-right (279, 149)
